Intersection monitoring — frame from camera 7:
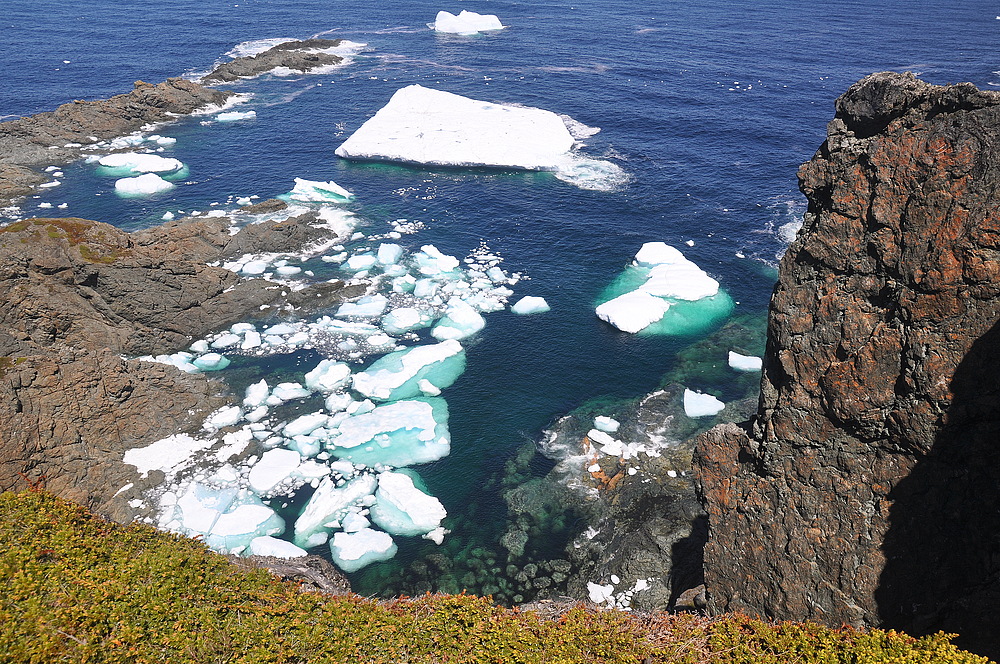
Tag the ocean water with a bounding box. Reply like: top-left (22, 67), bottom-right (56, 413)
top-left (5, 0), bottom-right (1000, 598)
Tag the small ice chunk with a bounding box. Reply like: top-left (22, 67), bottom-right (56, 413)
top-left (275, 265), bottom-right (302, 276)
top-left (370, 471), bottom-right (447, 536)
top-left (249, 536), bottom-right (307, 558)
top-left (510, 296), bottom-right (550, 315)
top-left (204, 406), bottom-right (243, 430)
top-left (587, 582), bottom-right (615, 604)
top-left (284, 412), bottom-right (330, 438)
top-left (376, 243), bottom-right (404, 265)
top-left (287, 177), bottom-right (354, 203)
top-left (248, 448), bottom-right (301, 494)
top-left (344, 254), bottom-right (378, 272)
top-left (430, 299), bottom-right (485, 340)
top-left (244, 379), bottom-right (269, 408)
top-left (594, 416), bottom-right (620, 433)
top-left (211, 333), bottom-right (242, 349)
top-left (683, 389), bottom-right (725, 417)
top-left (271, 382), bottom-right (310, 401)
top-left (329, 528), bottom-right (397, 572)
top-left (341, 510), bottom-right (371, 533)
top-left (595, 291), bottom-right (671, 333)
top-left (293, 474), bottom-right (378, 549)
top-left (216, 110), bottom-right (257, 122)
top-left (114, 173), bottom-right (174, 196)
top-left (242, 260), bottom-right (270, 275)
top-left (381, 307), bottom-right (429, 334)
top-left (336, 294), bottom-right (389, 318)
top-left (192, 352), bottom-right (231, 371)
top-left (728, 351), bottom-right (763, 372)
top-left (304, 360), bottom-right (352, 393)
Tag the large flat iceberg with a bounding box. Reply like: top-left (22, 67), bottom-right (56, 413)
top-left (335, 85), bottom-right (575, 171)
top-left (431, 10), bottom-right (504, 35)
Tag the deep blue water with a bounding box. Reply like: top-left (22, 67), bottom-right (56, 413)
top-left (5, 0), bottom-right (1000, 596)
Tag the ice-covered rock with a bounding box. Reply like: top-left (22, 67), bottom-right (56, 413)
top-left (329, 528), bottom-right (397, 572)
top-left (683, 389), bottom-right (725, 417)
top-left (293, 474), bottom-right (378, 549)
top-left (286, 177), bottom-right (354, 203)
top-left (352, 340), bottom-right (466, 401)
top-left (728, 351), bottom-right (763, 372)
top-left (370, 471), bottom-right (447, 537)
top-left (511, 296), bottom-right (550, 315)
top-left (248, 448), bottom-right (301, 494)
top-left (431, 10), bottom-right (504, 34)
top-left (327, 397), bottom-right (451, 467)
top-left (114, 173), bottom-right (175, 196)
top-left (335, 85), bottom-right (575, 171)
top-left (249, 536), bottom-right (307, 558)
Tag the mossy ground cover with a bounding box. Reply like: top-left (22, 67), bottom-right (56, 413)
top-left (0, 490), bottom-right (990, 664)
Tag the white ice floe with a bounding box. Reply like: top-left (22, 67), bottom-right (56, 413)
top-left (728, 351), bottom-right (763, 372)
top-left (587, 582), bottom-right (615, 604)
top-left (160, 482), bottom-right (285, 553)
top-left (370, 471), bottom-right (447, 537)
top-left (431, 298), bottom-right (486, 340)
top-left (327, 398), bottom-right (451, 467)
top-left (593, 416), bottom-right (620, 433)
top-left (304, 359), bottom-right (352, 392)
top-left (293, 474), bottom-right (378, 549)
top-left (352, 340), bottom-right (466, 402)
top-left (114, 173), bottom-right (175, 196)
top-left (329, 528), bottom-right (397, 572)
top-left (249, 535), bottom-right (307, 558)
top-left (430, 10), bottom-right (504, 35)
top-left (683, 389), bottom-right (725, 417)
top-left (510, 295), bottom-right (550, 315)
top-left (98, 152), bottom-right (184, 174)
top-left (286, 177), bottom-right (354, 203)
top-left (248, 448), bottom-right (302, 494)
top-left (336, 85), bottom-right (574, 171)
top-left (596, 242), bottom-right (724, 334)
top-left (595, 291), bottom-right (672, 334)
top-left (216, 110), bottom-right (257, 122)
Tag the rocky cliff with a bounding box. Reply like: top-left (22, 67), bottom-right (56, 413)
top-left (695, 72), bottom-right (1000, 658)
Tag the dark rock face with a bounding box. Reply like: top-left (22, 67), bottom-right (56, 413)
top-left (0, 215), bottom-right (362, 520)
top-left (0, 78), bottom-right (232, 206)
top-left (202, 39), bottom-right (344, 83)
top-left (695, 72), bottom-right (1000, 658)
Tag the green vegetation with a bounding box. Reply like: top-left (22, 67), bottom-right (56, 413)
top-left (0, 490), bottom-right (990, 663)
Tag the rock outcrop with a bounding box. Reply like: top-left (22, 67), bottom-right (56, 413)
top-left (202, 39), bottom-right (345, 83)
top-left (0, 213), bottom-right (363, 522)
top-left (0, 78), bottom-right (232, 207)
top-left (695, 72), bottom-right (1000, 658)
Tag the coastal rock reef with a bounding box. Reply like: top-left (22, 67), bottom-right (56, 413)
top-left (696, 71), bottom-right (1000, 658)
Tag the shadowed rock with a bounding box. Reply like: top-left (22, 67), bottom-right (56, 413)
top-left (202, 39), bottom-right (345, 83)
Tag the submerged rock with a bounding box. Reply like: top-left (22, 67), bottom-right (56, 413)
top-left (203, 39), bottom-right (345, 83)
top-left (695, 72), bottom-right (1000, 659)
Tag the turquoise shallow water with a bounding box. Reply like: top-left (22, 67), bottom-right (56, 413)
top-left (5, 0), bottom-right (1000, 596)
